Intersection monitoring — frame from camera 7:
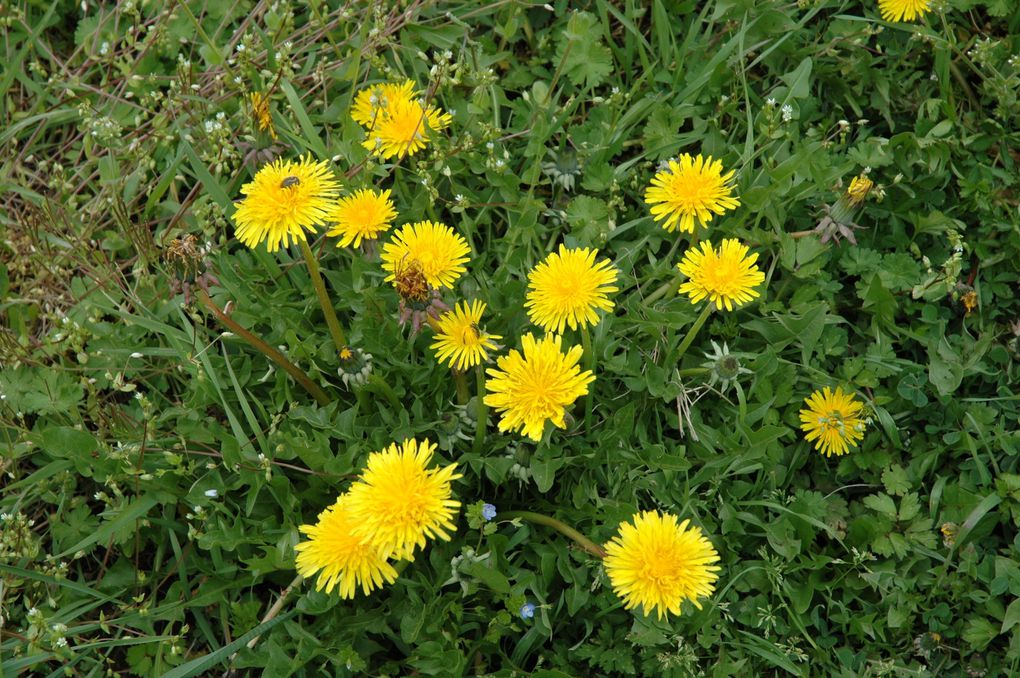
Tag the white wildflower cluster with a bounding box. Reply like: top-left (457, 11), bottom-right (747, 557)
top-left (78, 102), bottom-right (123, 146)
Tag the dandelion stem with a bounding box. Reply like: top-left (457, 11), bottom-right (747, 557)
top-left (298, 239), bottom-right (348, 353)
top-left (453, 370), bottom-right (470, 405)
top-left (675, 303), bottom-right (713, 364)
top-left (502, 510), bottom-right (606, 559)
top-left (643, 271), bottom-right (680, 305)
top-left (197, 290), bottom-right (330, 406)
top-left (366, 373), bottom-right (400, 409)
top-left (580, 325), bottom-right (595, 430)
top-left (473, 364), bottom-right (487, 453)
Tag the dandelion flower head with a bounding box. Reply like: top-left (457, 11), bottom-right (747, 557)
top-left (604, 511), bottom-right (721, 620)
top-left (249, 91), bottom-right (276, 139)
top-left (353, 80), bottom-right (453, 159)
top-left (232, 156), bottom-right (341, 252)
top-left (381, 221), bottom-right (471, 291)
top-left (644, 154), bottom-right (740, 233)
top-left (345, 438), bottom-right (461, 560)
top-left (878, 0), bottom-right (931, 22)
top-left (799, 386), bottom-right (867, 457)
top-left (326, 188), bottom-right (398, 248)
top-left (295, 497), bottom-right (398, 598)
top-left (525, 244), bottom-right (619, 333)
top-left (483, 333), bottom-right (594, 441)
top-left (846, 174), bottom-right (874, 206)
top-left (430, 300), bottom-right (502, 371)
top-left (677, 239), bottom-right (765, 311)
top-left (351, 80), bottom-right (417, 127)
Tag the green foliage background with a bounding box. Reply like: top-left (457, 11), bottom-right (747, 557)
top-left (2, 0), bottom-right (1020, 675)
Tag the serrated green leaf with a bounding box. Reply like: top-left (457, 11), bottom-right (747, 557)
top-left (863, 493), bottom-right (898, 517)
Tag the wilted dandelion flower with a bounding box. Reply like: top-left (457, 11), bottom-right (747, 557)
top-left (644, 154), bottom-right (740, 233)
top-left (483, 333), bottom-right (594, 441)
top-left (345, 438), bottom-right (462, 560)
top-left (295, 498), bottom-right (398, 598)
top-left (326, 189), bottom-right (397, 248)
top-left (430, 300), bottom-right (502, 371)
top-left (846, 175), bottom-right (874, 206)
top-left (352, 79), bottom-right (452, 159)
top-left (878, 0), bottom-right (931, 22)
top-left (232, 156), bottom-right (341, 252)
top-left (525, 244), bottom-right (619, 333)
top-left (249, 92), bottom-right (276, 139)
top-left (604, 511), bottom-right (721, 620)
top-left (381, 221), bottom-right (471, 290)
top-left (677, 239), bottom-right (765, 311)
top-left (799, 386), bottom-right (867, 457)
top-left (814, 172), bottom-right (875, 244)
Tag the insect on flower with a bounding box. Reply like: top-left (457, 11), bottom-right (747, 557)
top-left (280, 175), bottom-right (301, 189)
top-left (393, 253), bottom-right (429, 304)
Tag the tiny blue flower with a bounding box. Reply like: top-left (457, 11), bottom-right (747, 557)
top-left (481, 503), bottom-right (497, 521)
top-left (519, 602), bottom-right (535, 619)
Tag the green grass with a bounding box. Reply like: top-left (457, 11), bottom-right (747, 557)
top-left (2, 0), bottom-right (1020, 675)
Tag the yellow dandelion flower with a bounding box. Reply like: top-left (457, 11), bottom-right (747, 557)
top-left (326, 188), bottom-right (398, 248)
top-left (677, 239), bottom-right (765, 311)
top-left (352, 80), bottom-right (452, 159)
top-left (644, 154), bottom-right (740, 233)
top-left (430, 300), bottom-right (502, 371)
top-left (381, 221), bottom-right (471, 290)
top-left (351, 80), bottom-right (417, 127)
top-left (483, 333), bottom-right (594, 441)
top-left (878, 0), bottom-right (931, 22)
top-left (249, 92), bottom-right (276, 140)
top-left (295, 497), bottom-right (398, 598)
top-left (604, 511), bottom-right (721, 621)
top-left (799, 386), bottom-right (867, 457)
top-left (232, 156), bottom-right (341, 252)
top-left (345, 438), bottom-right (462, 560)
top-left (362, 95), bottom-right (453, 159)
top-left (525, 244), bottom-right (619, 333)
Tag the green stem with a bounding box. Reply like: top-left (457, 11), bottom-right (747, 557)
top-left (197, 290), bottom-right (329, 406)
top-left (299, 239), bottom-right (347, 354)
top-left (473, 364), bottom-right (487, 453)
top-left (675, 303), bottom-right (713, 365)
top-left (579, 325), bottom-right (594, 430)
top-left (643, 273), bottom-right (680, 305)
top-left (227, 574), bottom-right (302, 667)
top-left (502, 510), bottom-right (606, 559)
top-left (366, 373), bottom-right (400, 409)
top-left (453, 370), bottom-right (470, 405)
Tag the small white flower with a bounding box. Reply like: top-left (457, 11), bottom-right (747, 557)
top-left (204, 489), bottom-right (219, 498)
top-left (130, 352), bottom-right (143, 358)
top-left (781, 104), bottom-right (793, 122)
top-left (765, 97), bottom-right (776, 107)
